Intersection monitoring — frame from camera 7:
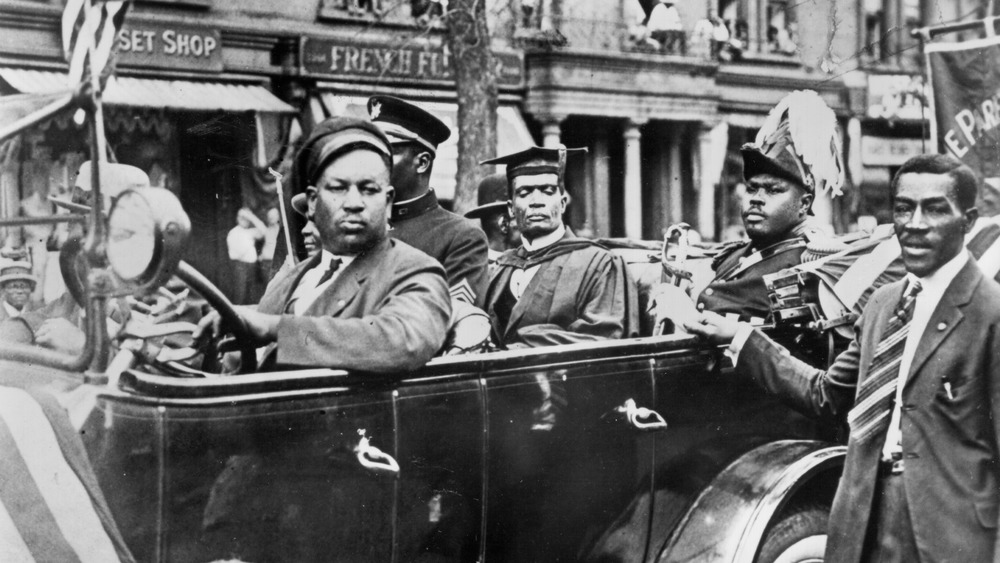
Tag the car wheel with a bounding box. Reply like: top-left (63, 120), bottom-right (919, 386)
top-left (757, 503), bottom-right (829, 563)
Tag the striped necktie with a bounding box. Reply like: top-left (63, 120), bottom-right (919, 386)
top-left (847, 279), bottom-right (922, 443)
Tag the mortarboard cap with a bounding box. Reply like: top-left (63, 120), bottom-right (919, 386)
top-left (480, 145), bottom-right (587, 194)
top-left (367, 95), bottom-right (451, 156)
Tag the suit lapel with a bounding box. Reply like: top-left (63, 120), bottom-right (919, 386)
top-left (904, 260), bottom-right (980, 387)
top-left (303, 239), bottom-right (384, 317)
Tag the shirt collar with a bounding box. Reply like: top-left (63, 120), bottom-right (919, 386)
top-left (2, 301), bottom-right (21, 318)
top-left (906, 248), bottom-right (969, 296)
top-left (318, 249), bottom-right (355, 270)
top-left (522, 224), bottom-right (566, 252)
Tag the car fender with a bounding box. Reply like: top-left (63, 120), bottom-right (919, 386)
top-left (656, 439), bottom-right (846, 563)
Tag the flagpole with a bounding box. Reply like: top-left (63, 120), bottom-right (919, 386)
top-left (83, 0), bottom-right (112, 376)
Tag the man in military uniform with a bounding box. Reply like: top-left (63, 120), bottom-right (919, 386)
top-left (482, 146), bottom-right (638, 349)
top-left (698, 90), bottom-right (844, 329)
top-left (367, 95), bottom-right (489, 307)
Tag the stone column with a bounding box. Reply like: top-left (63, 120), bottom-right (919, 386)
top-left (623, 118), bottom-right (646, 240)
top-left (695, 123), bottom-right (716, 240)
top-left (590, 135), bottom-right (610, 238)
top-left (668, 125), bottom-right (684, 226)
top-left (541, 115), bottom-right (565, 148)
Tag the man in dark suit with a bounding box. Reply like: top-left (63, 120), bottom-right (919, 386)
top-left (195, 117), bottom-right (451, 373)
top-left (481, 146), bottom-right (637, 349)
top-left (367, 95), bottom-right (489, 307)
top-left (687, 154), bottom-right (1000, 563)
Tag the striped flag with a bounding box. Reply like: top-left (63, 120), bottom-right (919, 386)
top-left (61, 0), bottom-right (129, 88)
top-left (0, 383), bottom-right (135, 562)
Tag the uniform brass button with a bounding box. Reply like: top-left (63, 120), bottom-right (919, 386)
top-left (937, 322), bottom-right (947, 331)
top-left (704, 288), bottom-right (714, 296)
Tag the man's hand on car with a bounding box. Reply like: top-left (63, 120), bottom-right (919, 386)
top-left (192, 306), bottom-right (280, 346)
top-left (683, 311), bottom-right (743, 345)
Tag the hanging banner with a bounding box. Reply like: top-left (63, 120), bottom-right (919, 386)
top-left (926, 35), bottom-right (1000, 177)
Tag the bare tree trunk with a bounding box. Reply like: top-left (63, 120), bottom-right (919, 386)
top-left (446, 0), bottom-right (498, 215)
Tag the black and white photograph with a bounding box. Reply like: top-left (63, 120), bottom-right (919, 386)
top-left (1, 0), bottom-right (999, 561)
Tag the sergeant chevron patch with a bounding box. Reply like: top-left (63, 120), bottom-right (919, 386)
top-left (450, 279), bottom-right (477, 304)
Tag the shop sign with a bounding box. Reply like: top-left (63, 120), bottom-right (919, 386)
top-left (116, 22), bottom-right (223, 72)
top-left (861, 136), bottom-right (926, 166)
top-left (301, 37), bottom-right (523, 86)
top-left (866, 74), bottom-right (928, 121)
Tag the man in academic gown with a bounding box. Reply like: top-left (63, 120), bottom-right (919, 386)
top-left (481, 146), bottom-right (637, 349)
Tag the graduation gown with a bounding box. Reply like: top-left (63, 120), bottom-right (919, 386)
top-left (484, 229), bottom-right (638, 348)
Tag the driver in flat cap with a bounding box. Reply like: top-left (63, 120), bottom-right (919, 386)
top-left (195, 116), bottom-right (451, 373)
top-left (481, 146), bottom-right (638, 348)
top-left (368, 95), bottom-right (489, 307)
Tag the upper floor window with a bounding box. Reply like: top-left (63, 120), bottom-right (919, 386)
top-left (864, 0), bottom-right (922, 70)
top-left (318, 0), bottom-right (444, 27)
top-left (718, 0), bottom-right (797, 57)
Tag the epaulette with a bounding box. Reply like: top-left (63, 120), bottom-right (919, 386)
top-left (800, 228), bottom-right (850, 263)
top-left (710, 239), bottom-right (750, 271)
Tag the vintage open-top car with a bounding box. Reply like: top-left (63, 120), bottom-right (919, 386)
top-left (0, 74), bottom-right (855, 563)
top-left (0, 172), bottom-right (847, 563)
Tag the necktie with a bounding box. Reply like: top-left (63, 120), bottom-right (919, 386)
top-left (284, 258), bottom-right (342, 314)
top-left (315, 258), bottom-right (342, 288)
top-left (847, 279), bottom-right (922, 443)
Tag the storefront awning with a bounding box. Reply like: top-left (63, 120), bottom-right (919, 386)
top-left (0, 68), bottom-right (295, 113)
top-left (315, 92), bottom-right (535, 200)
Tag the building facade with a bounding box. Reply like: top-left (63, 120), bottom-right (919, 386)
top-left (0, 0), bottom-right (985, 300)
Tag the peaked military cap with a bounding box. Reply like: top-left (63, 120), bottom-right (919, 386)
top-left (367, 95), bottom-right (451, 156)
top-left (464, 173), bottom-right (509, 219)
top-left (481, 145), bottom-right (587, 193)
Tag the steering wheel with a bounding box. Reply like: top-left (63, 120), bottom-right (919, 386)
top-left (174, 261), bottom-right (258, 374)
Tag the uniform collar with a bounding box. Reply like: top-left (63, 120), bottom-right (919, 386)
top-left (391, 189), bottom-right (438, 222)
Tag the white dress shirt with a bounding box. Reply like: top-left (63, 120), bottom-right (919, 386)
top-left (881, 248), bottom-right (968, 459)
top-left (509, 225), bottom-right (565, 300)
top-left (289, 250), bottom-right (355, 315)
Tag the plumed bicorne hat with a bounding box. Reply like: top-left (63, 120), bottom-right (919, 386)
top-left (741, 90), bottom-right (845, 214)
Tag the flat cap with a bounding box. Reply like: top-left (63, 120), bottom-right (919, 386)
top-left (295, 116), bottom-right (393, 189)
top-left (367, 95), bottom-right (451, 155)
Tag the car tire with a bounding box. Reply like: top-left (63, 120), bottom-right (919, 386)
top-left (756, 503), bottom-right (829, 563)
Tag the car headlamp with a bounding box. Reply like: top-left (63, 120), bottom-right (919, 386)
top-left (108, 187), bottom-right (190, 293)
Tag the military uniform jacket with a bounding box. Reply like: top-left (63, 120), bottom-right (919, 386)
top-left (390, 189), bottom-right (489, 307)
top-left (484, 229), bottom-right (638, 348)
top-left (257, 237), bottom-right (451, 373)
top-left (697, 226), bottom-right (809, 324)
top-left (737, 259), bottom-right (1000, 563)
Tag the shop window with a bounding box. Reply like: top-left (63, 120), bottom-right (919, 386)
top-left (863, 0), bottom-right (922, 69)
top-left (718, 0), bottom-right (797, 56)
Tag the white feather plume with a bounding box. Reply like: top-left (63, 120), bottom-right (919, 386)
top-left (755, 90), bottom-right (845, 197)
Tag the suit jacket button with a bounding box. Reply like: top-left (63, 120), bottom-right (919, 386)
top-left (697, 302), bottom-right (705, 311)
top-left (338, 300), bottom-right (346, 307)
top-left (704, 288), bottom-right (714, 296)
top-left (937, 322), bottom-right (947, 331)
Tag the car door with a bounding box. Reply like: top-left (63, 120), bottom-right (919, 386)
top-left (481, 344), bottom-right (659, 562)
top-left (94, 370), bottom-right (399, 563)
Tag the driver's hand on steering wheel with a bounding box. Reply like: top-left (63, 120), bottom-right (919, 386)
top-left (192, 305), bottom-right (280, 346)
